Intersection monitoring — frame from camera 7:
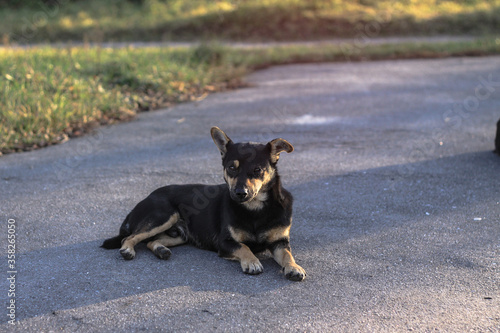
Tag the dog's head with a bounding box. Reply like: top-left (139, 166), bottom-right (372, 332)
top-left (211, 127), bottom-right (293, 208)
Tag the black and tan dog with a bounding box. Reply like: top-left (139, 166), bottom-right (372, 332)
top-left (101, 127), bottom-right (306, 281)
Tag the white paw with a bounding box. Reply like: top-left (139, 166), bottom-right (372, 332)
top-left (241, 259), bottom-right (264, 275)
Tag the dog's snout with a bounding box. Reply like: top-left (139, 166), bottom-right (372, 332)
top-left (234, 188), bottom-right (249, 200)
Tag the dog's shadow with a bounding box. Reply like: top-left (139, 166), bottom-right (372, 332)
top-left (16, 240), bottom-right (292, 320)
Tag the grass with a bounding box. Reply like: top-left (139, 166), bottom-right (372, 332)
top-left (0, 44), bottom-right (245, 153)
top-left (2, 37), bottom-right (500, 154)
top-left (1, 0), bottom-right (500, 44)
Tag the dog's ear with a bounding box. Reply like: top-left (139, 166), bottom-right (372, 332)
top-left (268, 138), bottom-right (294, 163)
top-left (211, 127), bottom-right (233, 158)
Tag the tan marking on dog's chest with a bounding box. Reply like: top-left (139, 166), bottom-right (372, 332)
top-left (229, 225), bottom-right (256, 243)
top-left (229, 224), bottom-right (290, 245)
top-left (259, 225), bottom-right (290, 243)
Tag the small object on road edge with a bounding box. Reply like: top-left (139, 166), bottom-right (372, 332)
top-left (495, 118), bottom-right (500, 155)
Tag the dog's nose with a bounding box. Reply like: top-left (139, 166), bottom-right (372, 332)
top-left (234, 188), bottom-right (248, 200)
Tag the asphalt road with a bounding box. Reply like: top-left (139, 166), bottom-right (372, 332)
top-left (1, 56), bottom-right (499, 332)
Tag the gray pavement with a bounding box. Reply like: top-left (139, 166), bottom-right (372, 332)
top-left (1, 56), bottom-right (499, 332)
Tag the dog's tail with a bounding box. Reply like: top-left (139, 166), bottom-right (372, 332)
top-left (101, 235), bottom-right (124, 249)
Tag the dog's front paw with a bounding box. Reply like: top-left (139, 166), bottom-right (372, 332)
top-left (283, 264), bottom-right (306, 281)
top-left (241, 259), bottom-right (264, 275)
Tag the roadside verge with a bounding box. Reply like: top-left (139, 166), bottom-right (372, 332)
top-left (1, 36), bottom-right (499, 155)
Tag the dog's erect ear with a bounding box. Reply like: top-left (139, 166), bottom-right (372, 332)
top-left (211, 127), bottom-right (233, 158)
top-left (268, 138), bottom-right (294, 163)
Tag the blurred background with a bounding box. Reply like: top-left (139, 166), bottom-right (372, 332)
top-left (2, 0), bottom-right (499, 44)
top-left (1, 0), bottom-right (499, 155)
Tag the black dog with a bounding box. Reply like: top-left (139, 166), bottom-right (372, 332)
top-left (102, 127), bottom-right (306, 281)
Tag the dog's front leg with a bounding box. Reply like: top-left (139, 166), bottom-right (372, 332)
top-left (271, 243), bottom-right (306, 281)
top-left (220, 241), bottom-right (263, 275)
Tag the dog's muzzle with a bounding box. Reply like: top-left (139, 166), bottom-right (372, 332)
top-left (230, 186), bottom-right (255, 203)
top-left (234, 187), bottom-right (249, 201)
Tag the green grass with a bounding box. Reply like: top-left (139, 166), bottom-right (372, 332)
top-left (2, 38), bottom-right (500, 154)
top-left (0, 45), bottom-right (245, 153)
top-left (2, 0), bottom-right (500, 44)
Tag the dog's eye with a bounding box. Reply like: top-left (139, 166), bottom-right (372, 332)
top-left (254, 167), bottom-right (262, 175)
top-left (228, 165), bottom-right (237, 172)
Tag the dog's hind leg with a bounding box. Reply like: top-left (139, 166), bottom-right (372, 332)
top-left (119, 212), bottom-right (180, 260)
top-left (147, 233), bottom-right (187, 260)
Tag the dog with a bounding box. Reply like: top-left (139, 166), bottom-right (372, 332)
top-left (101, 127), bottom-right (306, 281)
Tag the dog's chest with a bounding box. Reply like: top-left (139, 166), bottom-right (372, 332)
top-left (229, 225), bottom-right (290, 246)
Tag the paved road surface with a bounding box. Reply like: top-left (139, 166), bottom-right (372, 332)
top-left (1, 56), bottom-right (499, 332)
